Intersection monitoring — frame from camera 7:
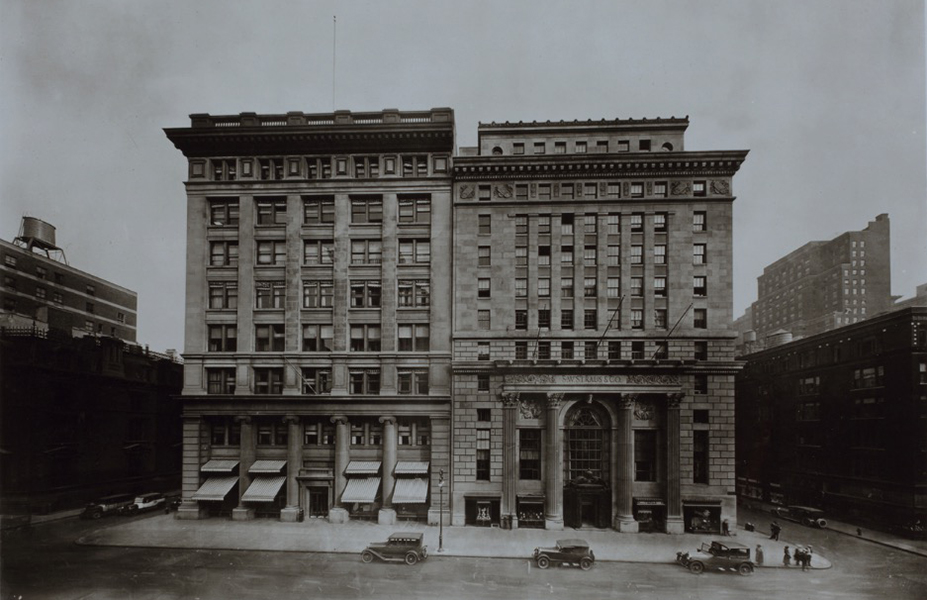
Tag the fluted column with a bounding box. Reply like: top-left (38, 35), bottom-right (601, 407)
top-left (544, 392), bottom-right (564, 530)
top-left (501, 392), bottom-right (520, 529)
top-left (232, 416), bottom-right (255, 521)
top-left (615, 394), bottom-right (638, 532)
top-left (280, 415), bottom-right (303, 522)
top-left (378, 416), bottom-right (397, 525)
top-left (665, 393), bottom-right (685, 533)
top-left (329, 415), bottom-right (350, 523)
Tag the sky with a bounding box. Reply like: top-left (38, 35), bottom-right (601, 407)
top-left (1, 0), bottom-right (925, 353)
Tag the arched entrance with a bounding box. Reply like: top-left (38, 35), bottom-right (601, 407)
top-left (562, 402), bottom-right (611, 529)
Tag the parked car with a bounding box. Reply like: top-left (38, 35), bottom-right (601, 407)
top-left (123, 493), bottom-right (166, 514)
top-left (361, 532), bottom-right (428, 565)
top-left (80, 493), bottom-right (135, 520)
top-left (533, 539), bottom-right (595, 570)
top-left (772, 505), bottom-right (827, 529)
top-left (676, 540), bottom-right (755, 575)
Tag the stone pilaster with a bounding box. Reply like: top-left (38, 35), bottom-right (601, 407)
top-left (665, 392), bottom-right (685, 533)
top-left (280, 415), bottom-right (303, 522)
top-left (544, 392), bottom-right (564, 530)
top-left (615, 394), bottom-right (638, 532)
top-left (378, 416), bottom-right (398, 525)
top-left (177, 416), bottom-right (206, 520)
top-left (232, 416), bottom-right (255, 520)
top-left (501, 392), bottom-right (520, 529)
top-left (329, 415), bottom-right (350, 523)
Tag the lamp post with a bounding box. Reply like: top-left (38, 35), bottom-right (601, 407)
top-left (438, 469), bottom-right (445, 552)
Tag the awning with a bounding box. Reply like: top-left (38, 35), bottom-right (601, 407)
top-left (392, 478), bottom-right (428, 504)
top-left (192, 476), bottom-right (239, 501)
top-left (341, 477), bottom-right (380, 503)
top-left (394, 461), bottom-right (429, 475)
top-left (249, 460), bottom-right (286, 474)
top-left (201, 459), bottom-right (239, 473)
top-left (344, 461), bottom-right (380, 476)
top-left (241, 476), bottom-right (286, 502)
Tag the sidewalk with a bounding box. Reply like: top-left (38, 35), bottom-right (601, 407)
top-left (77, 514), bottom-right (831, 569)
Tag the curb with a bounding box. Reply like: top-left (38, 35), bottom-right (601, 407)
top-left (826, 527), bottom-right (927, 559)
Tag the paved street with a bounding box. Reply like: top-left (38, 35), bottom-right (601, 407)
top-left (2, 507), bottom-right (926, 600)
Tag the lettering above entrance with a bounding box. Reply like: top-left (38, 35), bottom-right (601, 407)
top-left (505, 374), bottom-right (681, 386)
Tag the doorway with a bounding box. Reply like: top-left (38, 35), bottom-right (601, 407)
top-left (307, 486), bottom-right (329, 518)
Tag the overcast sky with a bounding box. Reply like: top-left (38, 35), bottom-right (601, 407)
top-left (1, 0), bottom-right (925, 352)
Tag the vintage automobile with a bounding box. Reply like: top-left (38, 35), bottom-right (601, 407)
top-left (772, 505), bottom-right (827, 529)
top-left (123, 492), bottom-right (166, 514)
top-left (676, 540), bottom-right (755, 575)
top-left (361, 532), bottom-right (428, 565)
top-left (533, 539), bottom-right (595, 570)
top-left (80, 493), bottom-right (135, 520)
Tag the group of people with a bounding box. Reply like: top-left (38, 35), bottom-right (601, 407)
top-left (783, 545), bottom-right (814, 570)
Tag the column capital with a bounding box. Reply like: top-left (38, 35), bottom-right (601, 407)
top-left (617, 393), bottom-right (638, 409)
top-left (331, 415), bottom-right (349, 425)
top-left (379, 415), bottom-right (397, 426)
top-left (234, 415), bottom-right (252, 425)
top-left (282, 415), bottom-right (300, 425)
top-left (500, 392), bottom-right (520, 407)
top-left (546, 392), bottom-right (565, 408)
top-left (666, 392), bottom-right (685, 409)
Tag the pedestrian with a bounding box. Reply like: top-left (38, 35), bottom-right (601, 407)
top-left (857, 527), bottom-right (863, 537)
top-left (807, 545), bottom-right (813, 569)
top-left (783, 546), bottom-right (791, 567)
top-left (722, 519), bottom-right (730, 536)
top-left (797, 547), bottom-right (808, 571)
top-left (755, 544), bottom-right (764, 566)
top-left (770, 521), bottom-right (781, 541)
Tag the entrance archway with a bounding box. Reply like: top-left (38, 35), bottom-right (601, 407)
top-left (563, 402), bottom-right (611, 528)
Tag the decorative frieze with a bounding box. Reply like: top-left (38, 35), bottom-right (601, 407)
top-left (506, 373), bottom-right (681, 386)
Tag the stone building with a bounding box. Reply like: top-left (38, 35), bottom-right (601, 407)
top-left (451, 118), bottom-right (749, 532)
top-left (164, 109), bottom-right (455, 523)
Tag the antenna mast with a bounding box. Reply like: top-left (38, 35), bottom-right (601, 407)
top-left (332, 15), bottom-right (337, 111)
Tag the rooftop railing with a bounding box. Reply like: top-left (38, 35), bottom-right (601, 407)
top-left (190, 108), bottom-right (453, 129)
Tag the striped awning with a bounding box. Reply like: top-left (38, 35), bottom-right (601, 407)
top-left (392, 478), bottom-right (428, 504)
top-left (341, 477), bottom-right (381, 503)
top-left (394, 461), bottom-right (429, 475)
top-left (200, 459), bottom-right (239, 473)
top-left (241, 476), bottom-right (286, 502)
top-left (249, 460), bottom-right (286, 474)
top-left (344, 461), bottom-right (380, 476)
top-left (191, 476), bottom-right (239, 501)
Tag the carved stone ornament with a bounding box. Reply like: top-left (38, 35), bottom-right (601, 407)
top-left (459, 184), bottom-right (475, 199)
top-left (494, 184), bottom-right (513, 199)
top-left (617, 393), bottom-right (639, 409)
top-left (634, 399), bottom-right (654, 421)
top-left (623, 182), bottom-right (631, 196)
top-left (671, 181), bottom-right (691, 196)
top-left (519, 397), bottom-right (542, 419)
top-left (505, 373), bottom-right (681, 385)
top-left (710, 180), bottom-right (730, 196)
top-left (529, 183), bottom-right (537, 197)
top-left (667, 392), bottom-right (685, 409)
top-left (646, 182), bottom-right (653, 196)
top-left (599, 182), bottom-right (608, 195)
top-left (546, 392), bottom-right (565, 408)
top-left (500, 392), bottom-right (520, 408)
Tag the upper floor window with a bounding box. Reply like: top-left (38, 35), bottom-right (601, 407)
top-left (398, 196), bottom-right (431, 224)
top-left (255, 324), bottom-right (285, 352)
top-left (303, 280), bottom-right (334, 308)
top-left (479, 215), bottom-right (492, 235)
top-left (630, 213), bottom-right (643, 232)
top-left (258, 158), bottom-right (284, 180)
top-left (212, 158), bottom-right (237, 181)
top-left (575, 141), bottom-right (587, 154)
top-left (35, 265), bottom-right (47, 279)
top-left (554, 141), bottom-right (566, 154)
top-left (302, 324), bottom-right (333, 352)
top-left (398, 324), bottom-right (430, 351)
top-left (399, 239), bottom-right (430, 264)
top-left (693, 181), bottom-right (707, 197)
top-left (693, 276), bottom-right (708, 297)
top-left (630, 183), bottom-right (644, 198)
top-left (350, 280), bottom-right (382, 308)
top-left (208, 324), bottom-right (237, 352)
top-left (401, 155), bottom-right (428, 177)
top-left (210, 198), bottom-right (240, 227)
top-left (351, 239), bottom-right (382, 265)
top-left (256, 240), bottom-right (286, 266)
top-left (209, 241), bottom-right (239, 267)
top-left (255, 281), bottom-right (285, 309)
top-left (351, 196), bottom-right (383, 224)
top-left (515, 215), bottom-right (527, 236)
top-left (398, 369), bottom-right (429, 395)
top-left (694, 244), bottom-right (707, 264)
top-left (398, 279), bottom-right (430, 307)
top-left (256, 198), bottom-right (287, 226)
top-left (208, 282), bottom-right (238, 309)
top-left (304, 240), bottom-right (334, 265)
top-left (513, 142), bottom-right (525, 155)
top-left (693, 211), bottom-right (707, 232)
top-left (350, 324), bottom-right (382, 351)
top-left (303, 368), bottom-right (332, 394)
top-left (306, 156), bottom-right (333, 179)
top-left (654, 213), bottom-right (667, 232)
top-left (254, 368), bottom-right (284, 395)
top-left (654, 182), bottom-right (667, 198)
top-left (693, 308), bottom-right (707, 329)
top-left (353, 155), bottom-right (380, 178)
top-left (303, 196), bottom-right (334, 225)
top-left (533, 142), bottom-right (546, 155)
top-left (638, 139), bottom-right (651, 152)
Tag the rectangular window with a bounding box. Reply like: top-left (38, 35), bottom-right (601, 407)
top-left (631, 277), bottom-right (643, 297)
top-left (538, 246), bottom-right (551, 266)
top-left (398, 324), bottom-right (430, 351)
top-left (631, 309), bottom-right (643, 329)
top-left (515, 215), bottom-right (527, 236)
top-left (630, 183), bottom-right (644, 198)
top-left (515, 310), bottom-right (528, 330)
top-left (255, 324), bottom-right (285, 352)
top-left (478, 310), bottom-right (491, 330)
top-left (478, 342), bottom-right (491, 360)
top-left (561, 183), bottom-right (574, 200)
top-left (212, 158), bottom-right (237, 181)
top-left (350, 280), bottom-right (382, 308)
top-left (561, 277), bottom-right (574, 298)
top-left (398, 196), bottom-right (431, 224)
top-left (256, 198), bottom-right (287, 226)
top-left (538, 309), bottom-right (551, 329)
top-left (654, 277), bottom-right (667, 297)
top-left (255, 281), bottom-right (286, 309)
top-left (349, 324), bottom-right (381, 351)
top-left (479, 215), bottom-right (492, 235)
top-left (477, 429), bottom-right (491, 480)
top-left (398, 239), bottom-right (430, 264)
top-left (304, 240), bottom-right (334, 265)
top-left (561, 309), bottom-right (574, 330)
top-left (584, 246), bottom-right (597, 266)
top-left (693, 211), bottom-right (706, 231)
top-left (478, 278), bottom-right (491, 298)
top-left (349, 370), bottom-right (381, 395)
top-left (210, 198), bottom-right (240, 227)
top-left (584, 215), bottom-right (597, 235)
top-left (301, 324), bottom-right (333, 352)
top-left (653, 212), bottom-right (667, 232)
top-left (630, 245), bottom-right (643, 264)
top-left (561, 341), bottom-right (575, 359)
top-left (693, 308), bottom-right (707, 329)
top-left (654, 309), bottom-right (667, 329)
top-left (208, 324), bottom-right (237, 352)
top-left (606, 245), bottom-right (620, 267)
top-left (584, 341), bottom-right (598, 360)
top-left (693, 374), bottom-right (708, 395)
top-left (515, 184), bottom-right (528, 200)
top-left (254, 368), bottom-right (284, 395)
top-left (519, 429), bottom-right (542, 480)
top-left (538, 278), bottom-right (550, 297)
top-left (694, 244), bottom-right (706, 264)
top-left (584, 277), bottom-right (597, 297)
top-left (515, 278), bottom-right (527, 298)
top-left (608, 341), bottom-right (621, 360)
top-left (35, 287), bottom-right (46, 300)
top-left (209, 282), bottom-right (238, 309)
top-left (35, 266), bottom-right (47, 279)
top-left (478, 246), bottom-right (491, 267)
top-left (303, 196), bottom-right (335, 225)
top-left (631, 341), bottom-right (645, 360)
top-left (477, 373), bottom-right (490, 392)
top-left (210, 241), bottom-right (239, 267)
top-left (693, 430), bottom-right (709, 483)
top-left (256, 240), bottom-right (286, 266)
top-left (398, 279), bottom-right (430, 307)
top-left (654, 182), bottom-right (667, 198)
top-left (694, 276), bottom-right (707, 297)
top-left (693, 181), bottom-right (707, 197)
top-left (351, 196), bottom-right (383, 224)
top-left (258, 158), bottom-right (285, 181)
top-left (653, 244), bottom-right (666, 265)
top-left (638, 139), bottom-right (651, 152)
top-left (533, 142), bottom-right (546, 154)
top-left (513, 142), bottom-right (525, 155)
top-left (596, 140), bottom-right (609, 153)
top-left (401, 155), bottom-right (428, 177)
top-left (303, 280), bottom-right (334, 308)
top-left (397, 369), bottom-right (429, 395)
top-left (302, 368), bottom-right (332, 394)
top-left (694, 341), bottom-right (708, 361)
top-left (575, 141), bottom-right (587, 154)
top-left (537, 341), bottom-right (551, 360)
top-left (207, 368), bottom-right (236, 394)
top-left (584, 309), bottom-right (597, 330)
top-left (560, 245), bottom-right (574, 265)
top-left (634, 430), bottom-right (657, 482)
top-left (478, 185), bottom-right (492, 201)
top-left (554, 141), bottom-right (566, 154)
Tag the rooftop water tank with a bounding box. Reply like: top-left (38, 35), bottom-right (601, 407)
top-left (20, 217), bottom-right (58, 250)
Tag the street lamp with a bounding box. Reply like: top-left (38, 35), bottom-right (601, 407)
top-left (438, 469), bottom-right (445, 552)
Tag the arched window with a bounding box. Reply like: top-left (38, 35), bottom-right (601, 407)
top-left (662, 142), bottom-right (674, 152)
top-left (491, 146), bottom-right (503, 156)
top-left (564, 404), bottom-right (610, 483)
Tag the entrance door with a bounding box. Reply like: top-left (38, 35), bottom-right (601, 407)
top-left (308, 486), bottom-right (329, 518)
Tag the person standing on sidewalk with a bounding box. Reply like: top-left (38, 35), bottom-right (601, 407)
top-left (770, 521), bottom-right (781, 541)
top-left (783, 546), bottom-right (791, 567)
top-left (755, 545), bottom-right (764, 565)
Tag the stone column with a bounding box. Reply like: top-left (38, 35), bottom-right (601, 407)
top-left (501, 392), bottom-right (520, 529)
top-left (177, 415), bottom-right (205, 520)
top-left (232, 416), bottom-right (255, 520)
top-left (378, 416), bottom-right (397, 525)
top-left (280, 415), bottom-right (303, 522)
top-left (329, 415), bottom-right (350, 523)
top-left (665, 392), bottom-right (685, 533)
top-left (615, 394), bottom-right (638, 532)
top-left (544, 392), bottom-right (564, 530)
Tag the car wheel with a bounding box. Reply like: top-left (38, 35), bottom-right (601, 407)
top-left (689, 561), bottom-right (705, 574)
top-left (404, 552), bottom-right (419, 566)
top-left (738, 563), bottom-right (754, 576)
top-left (90, 511), bottom-right (102, 520)
top-left (580, 557), bottom-right (593, 571)
top-left (537, 555), bottom-right (550, 569)
top-left (802, 517), bottom-right (812, 527)
top-left (361, 551), bottom-right (374, 564)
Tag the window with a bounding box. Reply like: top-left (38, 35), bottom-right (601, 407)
top-left (210, 241), bottom-right (239, 267)
top-left (478, 278), bottom-right (491, 298)
top-left (537, 215), bottom-right (551, 235)
top-left (538, 184), bottom-right (552, 200)
top-left (654, 309), bottom-right (667, 329)
top-left (85, 302), bottom-right (95, 314)
top-left (398, 239), bottom-right (430, 264)
top-left (255, 324), bottom-right (285, 352)
top-left (302, 324), bottom-right (333, 351)
top-left (478, 185), bottom-right (491, 201)
top-left (350, 196), bottom-right (383, 223)
top-left (304, 240), bottom-right (334, 265)
top-left (631, 309), bottom-right (643, 329)
top-left (538, 278), bottom-right (550, 297)
top-left (207, 369), bottom-right (236, 395)
top-left (351, 239), bottom-right (382, 265)
top-left (209, 282), bottom-right (238, 309)
top-left (52, 291), bottom-right (63, 304)
top-left (349, 324), bottom-right (381, 351)
top-left (630, 245), bottom-right (643, 264)
top-left (584, 246), bottom-right (597, 266)
top-left (35, 266), bottom-right (47, 279)
top-left (561, 341), bottom-right (575, 359)
top-left (515, 310), bottom-right (528, 330)
top-left (638, 139), bottom-right (651, 152)
top-left (694, 341), bottom-right (708, 361)
top-left (212, 158), bottom-right (237, 181)
top-left (254, 368), bottom-right (284, 395)
top-left (693, 181), bottom-right (706, 197)
top-left (561, 183), bottom-right (574, 200)
top-left (583, 183), bottom-right (598, 199)
top-left (398, 196), bottom-right (431, 224)
top-left (477, 373), bottom-right (490, 392)
top-left (584, 215), bottom-right (597, 235)
top-left (561, 214), bottom-right (574, 235)
top-left (478, 246), bottom-right (491, 267)
top-left (606, 244), bottom-right (620, 267)
top-left (654, 182), bottom-right (667, 198)
top-left (538, 309), bottom-right (551, 329)
top-left (694, 308), bottom-right (707, 329)
top-left (478, 342), bottom-right (491, 360)
top-left (303, 196), bottom-right (335, 224)
top-left (631, 341), bottom-right (645, 360)
top-left (35, 286), bottom-right (46, 299)
top-left (654, 244), bottom-right (666, 265)
top-left (255, 198), bottom-right (287, 226)
top-left (537, 341), bottom-right (551, 360)
top-left (515, 184), bottom-right (528, 200)
top-left (561, 277), bottom-right (574, 298)
top-left (584, 309), bottom-right (597, 329)
top-left (479, 215), bottom-right (492, 235)
top-left (356, 155), bottom-right (381, 178)
top-left (401, 155), bottom-right (428, 176)
top-left (397, 279), bottom-right (430, 307)
top-left (256, 240), bottom-right (286, 265)
top-left (653, 213), bottom-right (667, 232)
top-left (398, 324), bottom-right (429, 351)
top-left (514, 278), bottom-right (528, 299)
top-left (259, 158), bottom-right (285, 181)
top-left (208, 324), bottom-right (237, 352)
top-left (398, 369), bottom-right (429, 395)
top-left (561, 245), bottom-right (574, 265)
top-left (654, 277), bottom-right (667, 298)
top-left (798, 375), bottom-right (820, 395)
top-left (631, 277), bottom-right (643, 297)
top-left (306, 156), bottom-right (333, 179)
top-left (575, 141), bottom-right (587, 154)
top-left (349, 370), bottom-right (380, 394)
top-left (478, 310), bottom-right (491, 330)
top-left (477, 429), bottom-right (491, 480)
top-left (584, 341), bottom-right (598, 360)
top-left (515, 341), bottom-right (528, 360)
top-left (608, 341), bottom-right (621, 360)
top-left (630, 183), bottom-right (644, 198)
top-left (533, 142), bottom-right (546, 154)
top-left (561, 309), bottom-right (573, 330)
top-left (303, 280), bottom-right (334, 308)
top-left (255, 281), bottom-right (285, 309)
top-left (515, 215), bottom-right (527, 236)
top-left (302, 368), bottom-right (332, 394)
top-left (634, 430), bottom-right (657, 481)
top-left (515, 246), bottom-right (527, 267)
top-left (538, 246), bottom-right (551, 266)
top-left (693, 276), bottom-right (707, 297)
top-left (693, 211), bottom-right (706, 231)
top-left (852, 366), bottom-right (884, 389)
top-left (693, 430), bottom-right (709, 483)
top-left (513, 142), bottom-right (525, 155)
top-left (350, 280), bottom-right (382, 308)
top-left (694, 244), bottom-right (706, 264)
top-left (584, 277), bottom-right (597, 297)
top-left (519, 429), bottom-right (542, 480)
top-left (693, 374), bottom-right (708, 395)
top-left (554, 141), bottom-right (566, 154)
